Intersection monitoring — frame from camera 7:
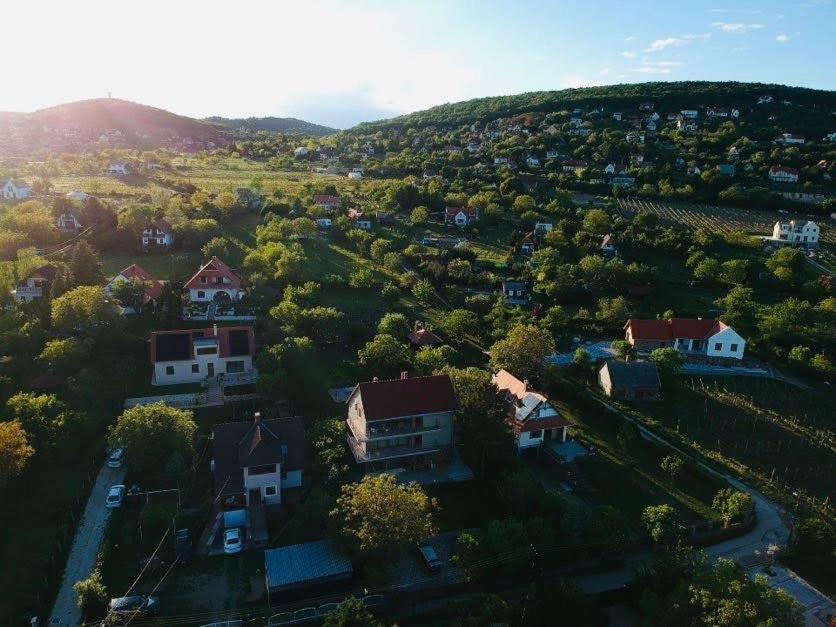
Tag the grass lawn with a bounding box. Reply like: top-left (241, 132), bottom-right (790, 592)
top-left (622, 376), bottom-right (836, 501)
top-left (427, 481), bottom-right (505, 531)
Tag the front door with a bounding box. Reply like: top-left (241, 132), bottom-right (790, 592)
top-left (207, 363), bottom-right (215, 378)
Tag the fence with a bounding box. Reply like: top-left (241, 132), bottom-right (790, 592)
top-left (267, 594), bottom-right (384, 625)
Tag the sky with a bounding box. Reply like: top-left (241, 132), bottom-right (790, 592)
top-left (3, 0), bottom-right (834, 128)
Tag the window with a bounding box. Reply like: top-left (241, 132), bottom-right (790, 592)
top-left (165, 366), bottom-right (175, 375)
top-left (249, 464), bottom-right (275, 475)
top-left (263, 485), bottom-right (277, 497)
top-left (200, 276), bottom-right (207, 283)
top-left (730, 344), bottom-right (739, 352)
top-left (529, 430), bottom-right (542, 439)
top-left (191, 364), bottom-right (199, 373)
top-left (714, 343), bottom-right (723, 351)
top-left (197, 291), bottom-right (205, 298)
top-left (226, 360), bottom-right (245, 373)
top-left (196, 347), bottom-right (217, 355)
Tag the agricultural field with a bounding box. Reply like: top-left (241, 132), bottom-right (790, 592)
top-left (618, 376), bottom-right (836, 503)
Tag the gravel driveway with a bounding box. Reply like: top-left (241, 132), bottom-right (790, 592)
top-left (49, 463), bottom-right (126, 627)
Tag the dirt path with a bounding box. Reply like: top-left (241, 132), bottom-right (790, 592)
top-left (48, 463), bottom-right (126, 627)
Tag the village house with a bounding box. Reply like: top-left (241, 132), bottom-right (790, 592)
top-left (624, 318), bottom-right (746, 360)
top-left (777, 133), bottom-right (805, 146)
top-left (313, 194), bottom-right (342, 211)
top-left (502, 280), bottom-right (529, 305)
top-left (293, 147), bottom-right (309, 157)
top-left (150, 325), bottom-right (256, 385)
top-left (639, 102), bottom-right (654, 112)
top-left (526, 155), bottom-right (541, 168)
top-left (141, 219), bottom-right (175, 247)
top-left (757, 95), bottom-right (773, 105)
top-left (562, 159), bottom-right (587, 174)
top-left (2, 179), bottom-right (32, 200)
top-left (716, 164), bottom-right (736, 177)
top-left (67, 190), bottom-right (88, 202)
top-left (105, 264), bottom-right (165, 313)
top-left (212, 414), bottom-right (305, 527)
top-left (184, 256), bottom-right (243, 302)
top-left (626, 131), bottom-right (644, 144)
top-left (680, 109), bottom-right (699, 119)
top-left (768, 165), bottom-right (799, 183)
top-left (12, 264), bottom-right (57, 303)
top-left (519, 231), bottom-right (537, 255)
top-left (445, 206), bottom-right (479, 227)
top-left (315, 218), bottom-right (332, 229)
top-left (56, 212), bottom-right (82, 231)
top-left (108, 162), bottom-right (129, 176)
top-left (345, 373), bottom-right (460, 475)
top-left (492, 370), bottom-right (569, 451)
top-left (546, 150), bottom-right (562, 159)
top-left (601, 234), bottom-right (617, 257)
top-left (347, 170), bottom-right (363, 180)
top-left (598, 361), bottom-right (661, 400)
top-left (612, 112), bottom-right (623, 121)
top-left (766, 220), bottom-right (820, 248)
top-left (687, 165), bottom-right (702, 177)
top-left (407, 322), bottom-right (443, 348)
top-left (612, 174), bottom-right (636, 188)
top-left (348, 209), bottom-right (372, 229)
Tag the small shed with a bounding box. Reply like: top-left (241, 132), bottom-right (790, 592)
top-left (598, 361), bottom-right (661, 400)
top-left (264, 540), bottom-right (353, 593)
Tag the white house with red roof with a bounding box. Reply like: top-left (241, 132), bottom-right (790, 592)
top-left (105, 264), bottom-right (165, 313)
top-left (769, 165), bottom-right (799, 183)
top-left (184, 256), bottom-right (243, 303)
top-left (445, 206), bottom-right (479, 227)
top-left (313, 194), bottom-right (342, 211)
top-left (625, 318), bottom-right (746, 360)
top-left (492, 370), bottom-right (569, 451)
top-left (2, 179), bottom-right (32, 200)
top-left (150, 325), bottom-right (256, 385)
top-left (141, 219), bottom-right (175, 247)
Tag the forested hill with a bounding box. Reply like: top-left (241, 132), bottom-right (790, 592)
top-left (350, 81), bottom-right (836, 132)
top-left (206, 116), bottom-right (337, 137)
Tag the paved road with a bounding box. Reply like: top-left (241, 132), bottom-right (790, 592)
top-left (49, 463), bottom-right (126, 627)
top-left (805, 255), bottom-right (834, 277)
top-left (574, 395), bottom-right (835, 625)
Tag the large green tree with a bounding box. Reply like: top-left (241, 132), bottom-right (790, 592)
top-left (51, 286), bottom-right (118, 333)
top-left (489, 324), bottom-right (556, 380)
top-left (107, 403), bottom-right (196, 474)
top-left (67, 240), bottom-right (105, 287)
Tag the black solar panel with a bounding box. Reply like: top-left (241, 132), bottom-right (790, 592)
top-left (227, 330), bottom-right (250, 356)
top-left (155, 333), bottom-right (191, 361)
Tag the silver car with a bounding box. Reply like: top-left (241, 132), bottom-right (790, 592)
top-left (106, 485), bottom-right (125, 508)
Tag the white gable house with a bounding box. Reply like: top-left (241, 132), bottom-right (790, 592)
top-left (2, 179), bottom-right (32, 200)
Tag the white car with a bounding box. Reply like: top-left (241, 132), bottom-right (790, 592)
top-left (107, 447), bottom-right (125, 468)
top-left (223, 528), bottom-right (243, 554)
top-left (106, 485), bottom-right (126, 508)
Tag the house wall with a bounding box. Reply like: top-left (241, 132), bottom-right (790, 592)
top-left (189, 287), bottom-right (242, 302)
top-left (705, 327), bottom-right (746, 359)
top-left (518, 429), bottom-right (544, 449)
top-left (283, 469), bottom-right (303, 490)
top-left (153, 354), bottom-right (253, 385)
top-left (598, 367), bottom-right (613, 396)
top-left (244, 464), bottom-right (282, 505)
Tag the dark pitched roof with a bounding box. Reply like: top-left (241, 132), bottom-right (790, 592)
top-left (407, 328), bottom-right (443, 347)
top-left (213, 417), bottom-right (306, 497)
top-left (602, 361), bottom-right (661, 389)
top-left (350, 374), bottom-right (458, 421)
top-left (150, 326), bottom-right (255, 363)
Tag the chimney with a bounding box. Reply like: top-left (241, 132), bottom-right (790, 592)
top-left (254, 411), bottom-right (261, 424)
top-left (213, 323), bottom-right (218, 336)
top-left (401, 371), bottom-right (409, 380)
top-left (523, 378), bottom-right (530, 391)
top-left (372, 377), bottom-right (379, 382)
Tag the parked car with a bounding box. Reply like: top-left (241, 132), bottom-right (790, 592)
top-left (175, 528), bottom-right (193, 564)
top-left (105, 485), bottom-right (126, 509)
top-left (224, 528), bottom-right (243, 554)
top-left (107, 595), bottom-right (160, 617)
top-left (107, 447), bottom-right (125, 468)
top-left (417, 543), bottom-right (443, 572)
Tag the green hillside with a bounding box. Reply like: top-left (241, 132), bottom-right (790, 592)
top-left (206, 116), bottom-right (336, 137)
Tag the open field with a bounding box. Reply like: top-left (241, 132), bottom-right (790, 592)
top-left (617, 376), bottom-right (836, 502)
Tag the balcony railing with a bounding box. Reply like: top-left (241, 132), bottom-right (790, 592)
top-left (346, 434), bottom-right (440, 463)
top-left (347, 417), bottom-right (441, 443)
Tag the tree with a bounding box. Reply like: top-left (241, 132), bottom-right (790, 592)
top-left (765, 247), bottom-right (805, 283)
top-left (447, 367), bottom-right (514, 478)
top-left (642, 504), bottom-right (678, 545)
top-left (512, 194), bottom-right (536, 214)
top-left (660, 455), bottom-right (684, 485)
top-left (357, 334), bottom-right (412, 378)
top-left (414, 345), bottom-right (454, 376)
top-left (693, 258), bottom-right (721, 282)
top-left (440, 309), bottom-right (479, 341)
top-left (759, 298), bottom-right (814, 346)
top-left (715, 286), bottom-right (757, 335)
top-left (52, 286), bottom-right (118, 333)
top-left (322, 596), bottom-right (383, 627)
top-left (409, 206), bottom-right (429, 226)
top-left (107, 403), bottom-right (196, 474)
top-left (649, 347), bottom-right (684, 377)
top-left (712, 488), bottom-right (754, 527)
top-left (38, 338), bottom-right (93, 374)
top-left (377, 312), bottom-right (410, 340)
top-left (0, 421), bottom-right (34, 487)
top-left (67, 240), bottom-right (105, 287)
top-left (720, 259), bottom-right (749, 284)
top-left (583, 505), bottom-right (629, 556)
top-left (73, 568), bottom-right (108, 618)
top-left (581, 208), bottom-right (610, 234)
top-left (489, 324), bottom-right (556, 380)
top-left (348, 267), bottom-right (377, 289)
top-left (616, 421), bottom-right (639, 451)
top-left (109, 277), bottom-right (150, 313)
top-left (610, 339), bottom-right (634, 361)
top-left (596, 296), bottom-right (630, 327)
top-left (332, 474), bottom-right (437, 556)
top-left (786, 515), bottom-right (836, 578)
top-left (412, 279), bottom-right (435, 305)
top-left (519, 579), bottom-right (604, 626)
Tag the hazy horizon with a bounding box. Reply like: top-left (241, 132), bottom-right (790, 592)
top-left (3, 0), bottom-right (834, 128)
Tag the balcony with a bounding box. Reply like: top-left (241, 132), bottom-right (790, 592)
top-left (347, 416), bottom-right (441, 443)
top-left (346, 434), bottom-right (440, 463)
top-left (13, 285), bottom-right (42, 300)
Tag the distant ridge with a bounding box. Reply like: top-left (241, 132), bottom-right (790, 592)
top-left (206, 116), bottom-right (337, 137)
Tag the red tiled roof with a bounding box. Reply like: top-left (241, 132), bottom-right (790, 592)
top-left (769, 165), bottom-right (799, 176)
top-left (314, 194), bottom-right (341, 206)
top-left (151, 218), bottom-right (172, 233)
top-left (513, 415), bottom-right (570, 434)
top-left (350, 374), bottom-right (458, 421)
top-left (407, 328), bottom-right (443, 346)
top-left (626, 318), bottom-right (726, 341)
top-left (150, 325), bottom-right (255, 363)
top-left (445, 206), bottom-right (478, 220)
top-left (119, 264), bottom-right (164, 300)
top-left (183, 256), bottom-right (241, 290)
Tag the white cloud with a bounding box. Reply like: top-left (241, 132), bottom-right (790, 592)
top-left (630, 61), bottom-right (684, 76)
top-left (621, 50), bottom-right (638, 58)
top-left (707, 8), bottom-right (762, 14)
top-left (683, 33), bottom-right (711, 40)
top-left (559, 75), bottom-right (604, 88)
top-left (776, 33), bottom-right (790, 43)
top-left (624, 35), bottom-right (635, 42)
top-left (644, 37), bottom-right (686, 52)
top-left (599, 68), bottom-right (610, 76)
top-left (711, 22), bottom-right (765, 33)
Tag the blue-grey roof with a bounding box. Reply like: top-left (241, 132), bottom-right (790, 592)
top-left (264, 540), bottom-right (353, 591)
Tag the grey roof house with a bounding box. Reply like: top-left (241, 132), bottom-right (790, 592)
top-left (598, 361), bottom-right (661, 400)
